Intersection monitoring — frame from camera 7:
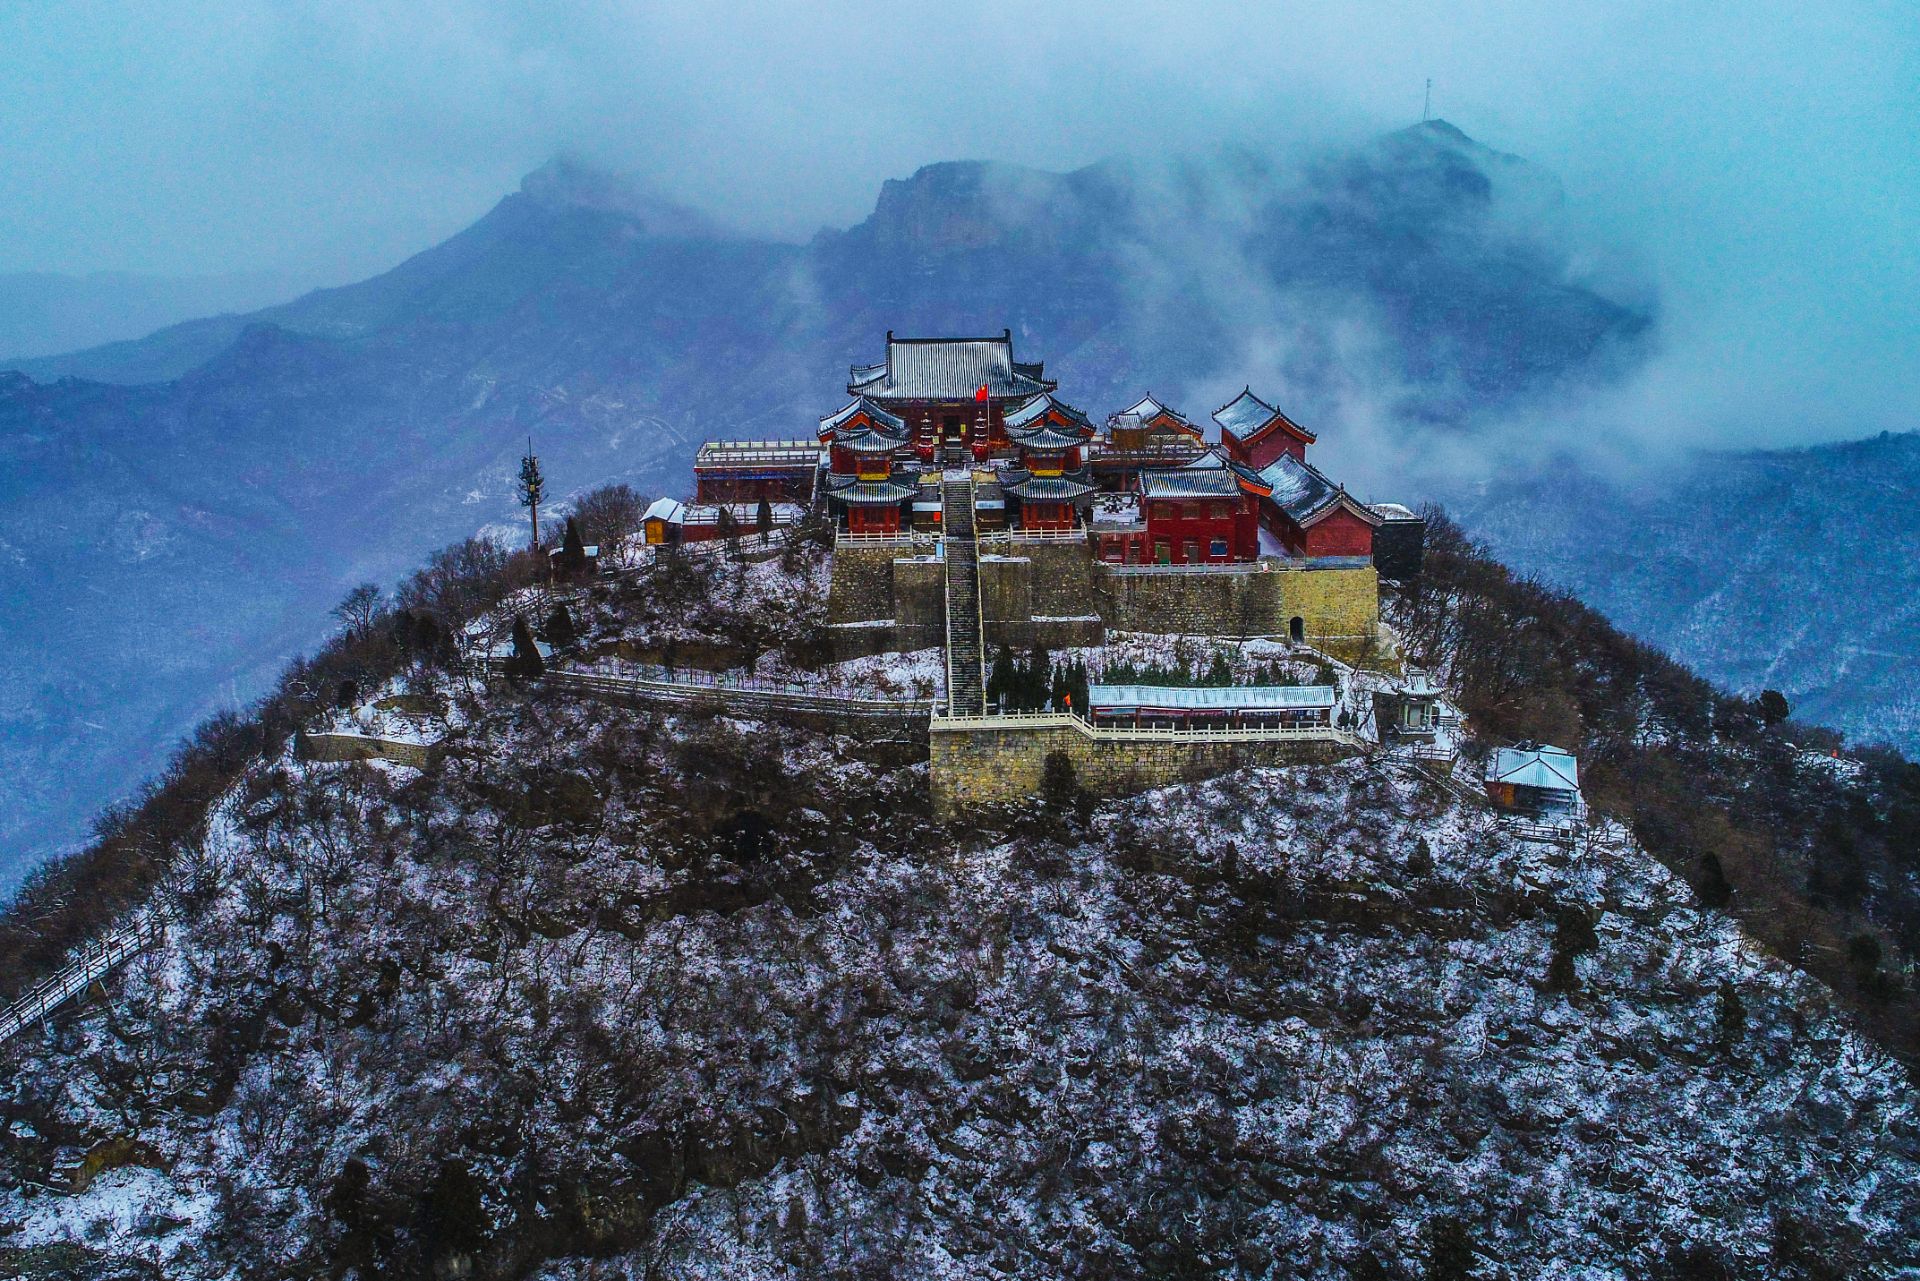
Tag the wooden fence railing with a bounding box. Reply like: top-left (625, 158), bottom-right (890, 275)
top-left (0, 912), bottom-right (163, 1045)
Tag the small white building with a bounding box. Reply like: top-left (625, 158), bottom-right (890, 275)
top-left (1484, 742), bottom-right (1583, 823)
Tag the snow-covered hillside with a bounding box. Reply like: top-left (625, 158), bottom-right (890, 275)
top-left (3, 663), bottom-right (1913, 1277)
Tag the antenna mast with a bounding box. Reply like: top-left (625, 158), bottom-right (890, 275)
top-left (1423, 79), bottom-right (1432, 122)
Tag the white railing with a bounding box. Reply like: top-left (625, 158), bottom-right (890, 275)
top-left (978, 528), bottom-right (1090, 546)
top-left (0, 912), bottom-right (164, 1045)
top-left (929, 709), bottom-right (1366, 748)
top-left (834, 529), bottom-right (938, 549)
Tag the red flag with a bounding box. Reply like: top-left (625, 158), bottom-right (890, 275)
top-left (974, 383), bottom-right (989, 402)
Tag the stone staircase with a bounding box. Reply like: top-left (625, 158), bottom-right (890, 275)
top-left (942, 478), bottom-right (986, 715)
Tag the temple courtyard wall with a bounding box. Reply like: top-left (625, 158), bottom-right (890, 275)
top-left (928, 715), bottom-right (1360, 817)
top-left (826, 538), bottom-right (1388, 665)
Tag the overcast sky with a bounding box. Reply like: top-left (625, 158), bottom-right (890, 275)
top-left (3, 0), bottom-right (1916, 442)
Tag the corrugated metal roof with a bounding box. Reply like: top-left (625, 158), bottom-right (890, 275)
top-left (1487, 744), bottom-right (1580, 791)
top-left (1089, 683), bottom-right (1337, 711)
top-left (849, 335), bottom-right (1054, 400)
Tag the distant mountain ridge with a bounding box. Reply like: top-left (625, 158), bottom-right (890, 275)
top-left (0, 120), bottom-right (1650, 891)
top-left (1453, 430), bottom-right (1920, 751)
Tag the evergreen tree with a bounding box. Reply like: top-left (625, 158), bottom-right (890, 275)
top-left (544, 603), bottom-right (578, 650)
top-left (507, 613), bottom-right (544, 678)
top-left (1204, 649), bottom-right (1234, 686)
top-left (422, 1157), bottom-right (488, 1256)
top-left (1029, 644), bottom-right (1053, 711)
top-left (1041, 750), bottom-right (1078, 812)
top-left (335, 679), bottom-right (359, 710)
top-left (519, 442), bottom-right (545, 550)
top-left (1696, 852), bottom-right (1733, 910)
top-left (562, 515), bottom-right (586, 565)
top-left (1757, 688), bottom-right (1791, 726)
top-left (988, 645), bottom-right (1015, 710)
top-left (1069, 658), bottom-right (1090, 715)
top-left (1422, 1215), bottom-right (1476, 1280)
top-left (1715, 980), bottom-right (1746, 1048)
top-left (756, 497), bottom-right (774, 544)
top-left (1050, 663), bottom-right (1069, 711)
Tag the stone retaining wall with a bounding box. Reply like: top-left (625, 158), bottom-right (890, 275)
top-left (1094, 562), bottom-right (1385, 664)
top-left (929, 718), bottom-right (1358, 817)
top-left (296, 732), bottom-right (435, 767)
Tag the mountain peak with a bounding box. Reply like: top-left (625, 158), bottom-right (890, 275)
top-left (517, 156), bottom-right (728, 239)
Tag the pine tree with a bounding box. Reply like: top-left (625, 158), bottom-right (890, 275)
top-left (756, 497), bottom-right (774, 544)
top-left (1423, 1215), bottom-right (1476, 1280)
top-left (1696, 852), bottom-right (1733, 910)
top-left (1715, 980), bottom-right (1746, 1048)
top-left (1041, 750), bottom-right (1078, 812)
top-left (988, 645), bottom-right (1015, 710)
top-left (562, 515), bottom-right (585, 562)
top-left (508, 613), bottom-right (544, 678)
top-left (1069, 658), bottom-right (1090, 715)
top-left (544, 603), bottom-right (577, 650)
top-left (1205, 649), bottom-right (1233, 686)
top-left (1757, 688), bottom-right (1791, 726)
top-left (519, 443), bottom-right (545, 551)
top-left (1030, 644), bottom-right (1053, 711)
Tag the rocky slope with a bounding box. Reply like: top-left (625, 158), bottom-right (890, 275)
top-left (0, 125), bottom-right (1647, 890)
top-left (2, 542), bottom-right (1917, 1279)
top-left (3, 696), bottom-right (1913, 1278)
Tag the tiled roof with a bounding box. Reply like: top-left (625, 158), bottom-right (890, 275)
top-left (820, 397), bottom-right (907, 435)
top-left (1214, 386), bottom-right (1315, 444)
top-left (1005, 476), bottom-right (1095, 501)
top-left (840, 429), bottom-right (903, 453)
top-left (1005, 392), bottom-right (1092, 432)
top-left (1258, 455), bottom-right (1337, 522)
top-left (1140, 468), bottom-right (1244, 499)
top-left (848, 333), bottom-right (1055, 400)
top-left (825, 476), bottom-right (917, 504)
top-left (1212, 388), bottom-right (1279, 437)
top-left (1011, 425), bottom-right (1084, 450)
top-left (1089, 683), bottom-right (1338, 711)
top-left (1115, 394), bottom-right (1198, 430)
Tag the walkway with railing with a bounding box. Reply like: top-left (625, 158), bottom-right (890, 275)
top-left (943, 479), bottom-right (986, 715)
top-left (520, 665), bottom-right (932, 720)
top-left (0, 912), bottom-right (163, 1046)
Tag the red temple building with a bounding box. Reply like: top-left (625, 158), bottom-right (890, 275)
top-left (1215, 387), bottom-right (1317, 470)
top-left (673, 333), bottom-right (1411, 568)
top-left (846, 330), bottom-right (1056, 462)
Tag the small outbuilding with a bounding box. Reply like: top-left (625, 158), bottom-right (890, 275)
top-left (1484, 742), bottom-right (1583, 822)
top-left (1086, 683), bottom-right (1338, 730)
top-left (1374, 669), bottom-right (1442, 742)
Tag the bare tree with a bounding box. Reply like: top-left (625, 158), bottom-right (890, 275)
top-left (331, 583), bottom-right (382, 638)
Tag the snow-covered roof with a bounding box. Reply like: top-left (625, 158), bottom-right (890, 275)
top-left (1089, 683), bottom-right (1338, 711)
top-left (643, 497), bottom-right (686, 524)
top-left (820, 397), bottom-right (908, 435)
top-left (848, 333), bottom-right (1055, 400)
top-left (1371, 502), bottom-right (1420, 521)
top-left (1005, 476), bottom-right (1094, 501)
top-left (1487, 744), bottom-right (1581, 792)
top-left (1141, 467), bottom-right (1243, 499)
top-left (1004, 392), bottom-right (1092, 432)
top-left (1257, 455), bottom-right (1380, 528)
top-left (825, 478), bottom-right (917, 504)
top-left (1212, 388), bottom-right (1279, 436)
top-left (1090, 494), bottom-right (1143, 526)
top-left (1011, 425), bottom-right (1085, 450)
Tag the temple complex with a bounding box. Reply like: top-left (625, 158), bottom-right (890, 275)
top-left (658, 331), bottom-right (1421, 668)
